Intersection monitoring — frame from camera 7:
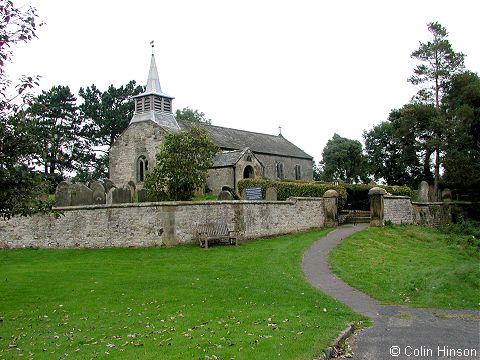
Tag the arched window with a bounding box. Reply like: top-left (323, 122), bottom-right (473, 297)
top-left (295, 165), bottom-right (302, 180)
top-left (276, 162), bottom-right (284, 180)
top-left (137, 156), bottom-right (149, 182)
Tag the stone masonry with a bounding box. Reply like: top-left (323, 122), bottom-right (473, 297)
top-left (0, 197), bottom-right (329, 249)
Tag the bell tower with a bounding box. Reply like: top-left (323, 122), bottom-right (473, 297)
top-left (130, 44), bottom-right (179, 130)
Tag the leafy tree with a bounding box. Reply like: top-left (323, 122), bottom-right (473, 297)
top-left (145, 126), bottom-right (218, 201)
top-left (312, 161), bottom-right (322, 181)
top-left (320, 134), bottom-right (366, 183)
top-left (0, 1), bottom-right (51, 218)
top-left (27, 85), bottom-right (89, 177)
top-left (77, 81), bottom-right (143, 179)
top-left (442, 71), bottom-right (480, 193)
top-left (363, 110), bottom-right (425, 187)
top-left (175, 106), bottom-right (211, 124)
top-left (408, 21), bottom-right (465, 199)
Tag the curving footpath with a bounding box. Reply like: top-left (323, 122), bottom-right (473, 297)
top-left (302, 224), bottom-right (480, 360)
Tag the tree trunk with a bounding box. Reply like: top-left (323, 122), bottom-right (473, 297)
top-left (433, 144), bottom-right (440, 201)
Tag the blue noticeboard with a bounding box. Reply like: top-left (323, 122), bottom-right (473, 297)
top-left (245, 187), bottom-right (263, 200)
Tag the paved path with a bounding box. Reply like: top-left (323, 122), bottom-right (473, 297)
top-left (302, 224), bottom-right (480, 360)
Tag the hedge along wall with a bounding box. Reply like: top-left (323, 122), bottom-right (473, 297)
top-left (238, 179), bottom-right (347, 210)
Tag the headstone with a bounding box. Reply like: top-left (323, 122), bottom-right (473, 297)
top-left (244, 187), bottom-right (262, 200)
top-left (441, 188), bottom-right (452, 202)
top-left (127, 181), bottom-right (136, 202)
top-left (265, 187), bottom-right (277, 201)
top-left (55, 181), bottom-right (72, 207)
top-left (90, 180), bottom-right (106, 205)
top-left (70, 184), bottom-right (94, 206)
top-left (107, 187), bottom-right (132, 204)
top-left (137, 188), bottom-right (147, 203)
top-left (103, 179), bottom-right (116, 194)
top-left (218, 190), bottom-right (233, 200)
top-left (221, 185), bottom-right (239, 200)
top-left (418, 181), bottom-right (429, 202)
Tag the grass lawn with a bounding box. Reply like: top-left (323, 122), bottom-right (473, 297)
top-left (329, 225), bottom-right (480, 310)
top-left (0, 229), bottom-right (365, 360)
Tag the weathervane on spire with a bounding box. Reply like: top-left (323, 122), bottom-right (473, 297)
top-left (278, 125), bottom-right (282, 135)
top-left (150, 40), bottom-right (154, 54)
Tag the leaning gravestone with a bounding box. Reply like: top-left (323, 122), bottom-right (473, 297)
top-left (418, 181), bottom-right (429, 202)
top-left (70, 184), bottom-right (94, 206)
top-left (107, 187), bottom-right (132, 204)
top-left (265, 187), bottom-right (277, 201)
top-left (55, 181), bottom-right (72, 207)
top-left (218, 190), bottom-right (233, 200)
top-left (90, 180), bottom-right (106, 204)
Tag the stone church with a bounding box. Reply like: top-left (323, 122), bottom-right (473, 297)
top-left (109, 53), bottom-right (313, 195)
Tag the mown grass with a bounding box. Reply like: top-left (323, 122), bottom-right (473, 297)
top-left (329, 225), bottom-right (480, 310)
top-left (0, 229), bottom-right (365, 359)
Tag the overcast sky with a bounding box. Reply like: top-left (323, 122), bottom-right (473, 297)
top-left (7, 0), bottom-right (480, 163)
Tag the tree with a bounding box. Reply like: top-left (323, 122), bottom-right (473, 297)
top-left (409, 21), bottom-right (465, 199)
top-left (0, 1), bottom-right (50, 218)
top-left (442, 71), bottom-right (480, 194)
top-left (27, 85), bottom-right (89, 177)
top-left (320, 134), bottom-right (366, 183)
top-left (363, 115), bottom-right (424, 187)
top-left (175, 106), bottom-right (211, 124)
top-left (78, 81), bottom-right (143, 179)
top-left (144, 126), bottom-right (218, 201)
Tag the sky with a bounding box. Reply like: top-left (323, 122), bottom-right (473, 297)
top-left (7, 0), bottom-right (480, 164)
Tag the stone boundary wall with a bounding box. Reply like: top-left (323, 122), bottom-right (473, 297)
top-left (0, 197), bottom-right (328, 249)
top-left (384, 195), bottom-right (452, 226)
top-left (384, 196), bottom-right (415, 224)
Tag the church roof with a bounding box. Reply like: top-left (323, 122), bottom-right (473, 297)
top-left (211, 150), bottom-right (245, 168)
top-left (178, 120), bottom-right (312, 160)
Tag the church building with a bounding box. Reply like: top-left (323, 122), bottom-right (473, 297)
top-left (109, 53), bottom-right (313, 195)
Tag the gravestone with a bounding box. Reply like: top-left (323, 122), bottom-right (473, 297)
top-left (265, 187), bottom-right (277, 201)
top-left (90, 180), bottom-right (106, 204)
top-left (221, 185), bottom-right (239, 200)
top-left (441, 188), bottom-right (452, 202)
top-left (107, 187), bottom-right (132, 204)
top-left (70, 184), bottom-right (94, 206)
top-left (136, 188), bottom-right (147, 203)
top-left (55, 181), bottom-right (72, 207)
top-left (418, 181), bottom-right (429, 202)
top-left (127, 181), bottom-right (136, 202)
top-left (218, 190), bottom-right (233, 200)
top-left (103, 179), bottom-right (116, 194)
top-left (244, 187), bottom-right (262, 200)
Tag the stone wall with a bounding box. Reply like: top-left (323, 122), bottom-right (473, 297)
top-left (109, 121), bottom-right (166, 187)
top-left (0, 198), bottom-right (327, 249)
top-left (383, 196), bottom-right (452, 226)
top-left (412, 202), bottom-right (453, 226)
top-left (255, 154), bottom-right (313, 181)
top-left (384, 196), bottom-right (415, 224)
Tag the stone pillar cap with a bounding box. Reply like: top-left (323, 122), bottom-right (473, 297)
top-left (368, 187), bottom-right (387, 195)
top-left (323, 189), bottom-right (339, 198)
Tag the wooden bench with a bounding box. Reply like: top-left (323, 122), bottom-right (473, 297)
top-left (195, 223), bottom-right (239, 249)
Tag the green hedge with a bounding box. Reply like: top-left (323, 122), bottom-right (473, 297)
top-left (237, 179), bottom-right (412, 211)
top-left (237, 178), bottom-right (348, 209)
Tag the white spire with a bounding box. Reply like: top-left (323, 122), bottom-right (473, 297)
top-left (145, 53), bottom-right (163, 94)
